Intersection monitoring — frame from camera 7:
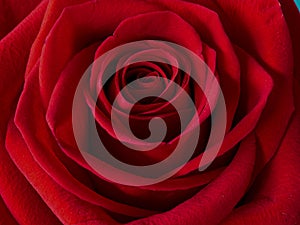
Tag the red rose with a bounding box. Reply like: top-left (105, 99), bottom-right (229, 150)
top-left (0, 0), bottom-right (299, 224)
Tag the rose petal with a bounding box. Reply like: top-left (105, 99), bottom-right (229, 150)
top-left (0, 2), bottom-right (59, 224)
top-left (25, 0), bottom-right (88, 74)
top-left (212, 0), bottom-right (294, 171)
top-left (130, 134), bottom-right (256, 225)
top-left (177, 46), bottom-right (273, 176)
top-left (220, 81), bottom-right (300, 225)
top-left (220, 0), bottom-right (300, 223)
top-left (0, 0), bottom-right (42, 39)
top-left (35, 0), bottom-right (161, 107)
top-left (6, 118), bottom-right (117, 224)
top-left (0, 143), bottom-right (61, 225)
top-left (149, 0), bottom-right (241, 130)
top-left (94, 10), bottom-right (203, 57)
top-left (0, 196), bottom-right (18, 225)
top-left (15, 59), bottom-right (158, 218)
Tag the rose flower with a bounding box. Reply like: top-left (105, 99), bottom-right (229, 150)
top-left (0, 0), bottom-right (299, 224)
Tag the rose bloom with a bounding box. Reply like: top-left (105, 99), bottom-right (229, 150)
top-left (0, 0), bottom-right (299, 224)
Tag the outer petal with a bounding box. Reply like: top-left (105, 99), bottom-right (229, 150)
top-left (6, 118), bottom-right (116, 225)
top-left (212, 0), bottom-right (294, 171)
top-left (179, 0), bottom-right (294, 172)
top-left (0, 0), bottom-right (42, 39)
top-left (14, 60), bottom-right (157, 218)
top-left (0, 1), bottom-right (60, 224)
top-left (130, 134), bottom-right (256, 225)
top-left (220, 1), bottom-right (300, 224)
top-left (0, 196), bottom-right (18, 225)
top-left (31, 0), bottom-right (161, 106)
top-left (220, 81), bottom-right (300, 225)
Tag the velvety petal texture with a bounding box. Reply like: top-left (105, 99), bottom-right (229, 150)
top-left (0, 0), bottom-right (299, 224)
